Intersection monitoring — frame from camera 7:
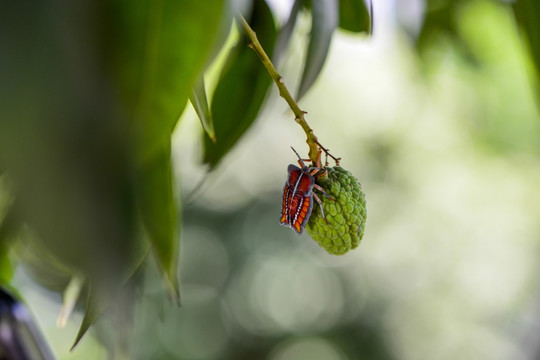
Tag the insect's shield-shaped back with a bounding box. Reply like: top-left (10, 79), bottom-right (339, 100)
top-left (280, 165), bottom-right (316, 234)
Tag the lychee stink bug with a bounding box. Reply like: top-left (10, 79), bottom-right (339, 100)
top-left (280, 147), bottom-right (332, 234)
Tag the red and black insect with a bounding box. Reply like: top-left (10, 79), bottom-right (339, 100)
top-left (280, 147), bottom-right (330, 234)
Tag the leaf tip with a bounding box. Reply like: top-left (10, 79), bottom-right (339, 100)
top-left (70, 330), bottom-right (85, 352)
top-left (164, 273), bottom-right (181, 306)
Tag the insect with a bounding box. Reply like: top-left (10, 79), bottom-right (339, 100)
top-left (280, 147), bottom-right (331, 234)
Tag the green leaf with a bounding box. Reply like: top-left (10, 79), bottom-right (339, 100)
top-left (0, 258), bottom-right (11, 285)
top-left (0, 245), bottom-right (13, 285)
top-left (297, 0), bottom-right (338, 100)
top-left (205, 0), bottom-right (253, 67)
top-left (203, 1), bottom-right (277, 168)
top-left (338, 0), bottom-right (371, 33)
top-left (417, 1), bottom-right (456, 49)
top-left (0, 199), bottom-right (18, 285)
top-left (274, 0), bottom-right (302, 63)
top-left (190, 76), bottom-right (216, 143)
top-left (71, 285), bottom-right (106, 351)
top-left (513, 0), bottom-right (540, 90)
top-left (57, 273), bottom-right (86, 328)
top-left (113, 0), bottom-right (226, 164)
top-left (71, 242), bottom-right (150, 350)
top-left (415, 0), bottom-right (478, 65)
top-left (136, 143), bottom-right (180, 300)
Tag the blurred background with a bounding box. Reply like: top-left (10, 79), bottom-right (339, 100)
top-left (3, 0), bottom-right (540, 359)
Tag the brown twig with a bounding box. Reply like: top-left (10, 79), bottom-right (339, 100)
top-left (237, 13), bottom-right (321, 164)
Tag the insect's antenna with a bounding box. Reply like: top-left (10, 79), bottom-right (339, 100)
top-left (290, 146), bottom-right (307, 168)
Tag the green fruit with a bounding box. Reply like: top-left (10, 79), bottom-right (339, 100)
top-left (306, 166), bottom-right (366, 255)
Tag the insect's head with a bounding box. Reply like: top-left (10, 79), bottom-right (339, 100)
top-left (290, 146), bottom-right (326, 177)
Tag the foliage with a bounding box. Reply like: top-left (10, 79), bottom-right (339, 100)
top-left (0, 0), bottom-right (372, 350)
top-left (513, 0), bottom-right (540, 98)
top-left (1, 0), bottom-right (539, 355)
top-left (203, 0), bottom-right (277, 168)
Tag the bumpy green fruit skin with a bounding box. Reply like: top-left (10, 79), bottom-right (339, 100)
top-left (306, 166), bottom-right (366, 255)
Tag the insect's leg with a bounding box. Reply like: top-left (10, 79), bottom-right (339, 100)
top-left (313, 193), bottom-right (330, 224)
top-left (297, 159), bottom-right (312, 168)
top-left (314, 184), bottom-right (335, 201)
top-left (309, 167), bottom-right (328, 177)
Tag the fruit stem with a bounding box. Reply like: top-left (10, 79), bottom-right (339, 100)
top-left (237, 13), bottom-right (320, 164)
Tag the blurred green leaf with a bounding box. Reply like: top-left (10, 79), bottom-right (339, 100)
top-left (1, 0), bottom-right (152, 290)
top-left (0, 257), bottom-right (11, 285)
top-left (113, 0), bottom-right (225, 164)
top-left (203, 1), bottom-right (277, 168)
top-left (71, 285), bottom-right (105, 351)
top-left (338, 0), bottom-right (371, 33)
top-left (513, 0), bottom-right (540, 92)
top-left (205, 0), bottom-right (253, 67)
top-left (0, 200), bottom-right (18, 285)
top-left (417, 1), bottom-right (456, 48)
top-left (58, 273), bottom-right (86, 328)
top-left (191, 77), bottom-right (216, 143)
top-left (136, 143), bottom-right (180, 299)
top-left (71, 241), bottom-right (150, 350)
top-left (274, 0), bottom-right (302, 63)
top-left (0, 245), bottom-right (13, 285)
top-left (416, 0), bottom-right (478, 65)
top-left (297, 0), bottom-right (338, 100)
top-left (15, 228), bottom-right (82, 295)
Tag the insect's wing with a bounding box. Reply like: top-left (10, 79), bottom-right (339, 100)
top-left (281, 166), bottom-right (299, 226)
top-left (289, 172), bottom-right (315, 233)
top-left (281, 165), bottom-right (316, 234)
top-left (287, 164), bottom-right (302, 186)
top-left (280, 183), bottom-right (291, 225)
top-left (295, 171), bottom-right (315, 196)
top-left (289, 192), bottom-right (314, 234)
